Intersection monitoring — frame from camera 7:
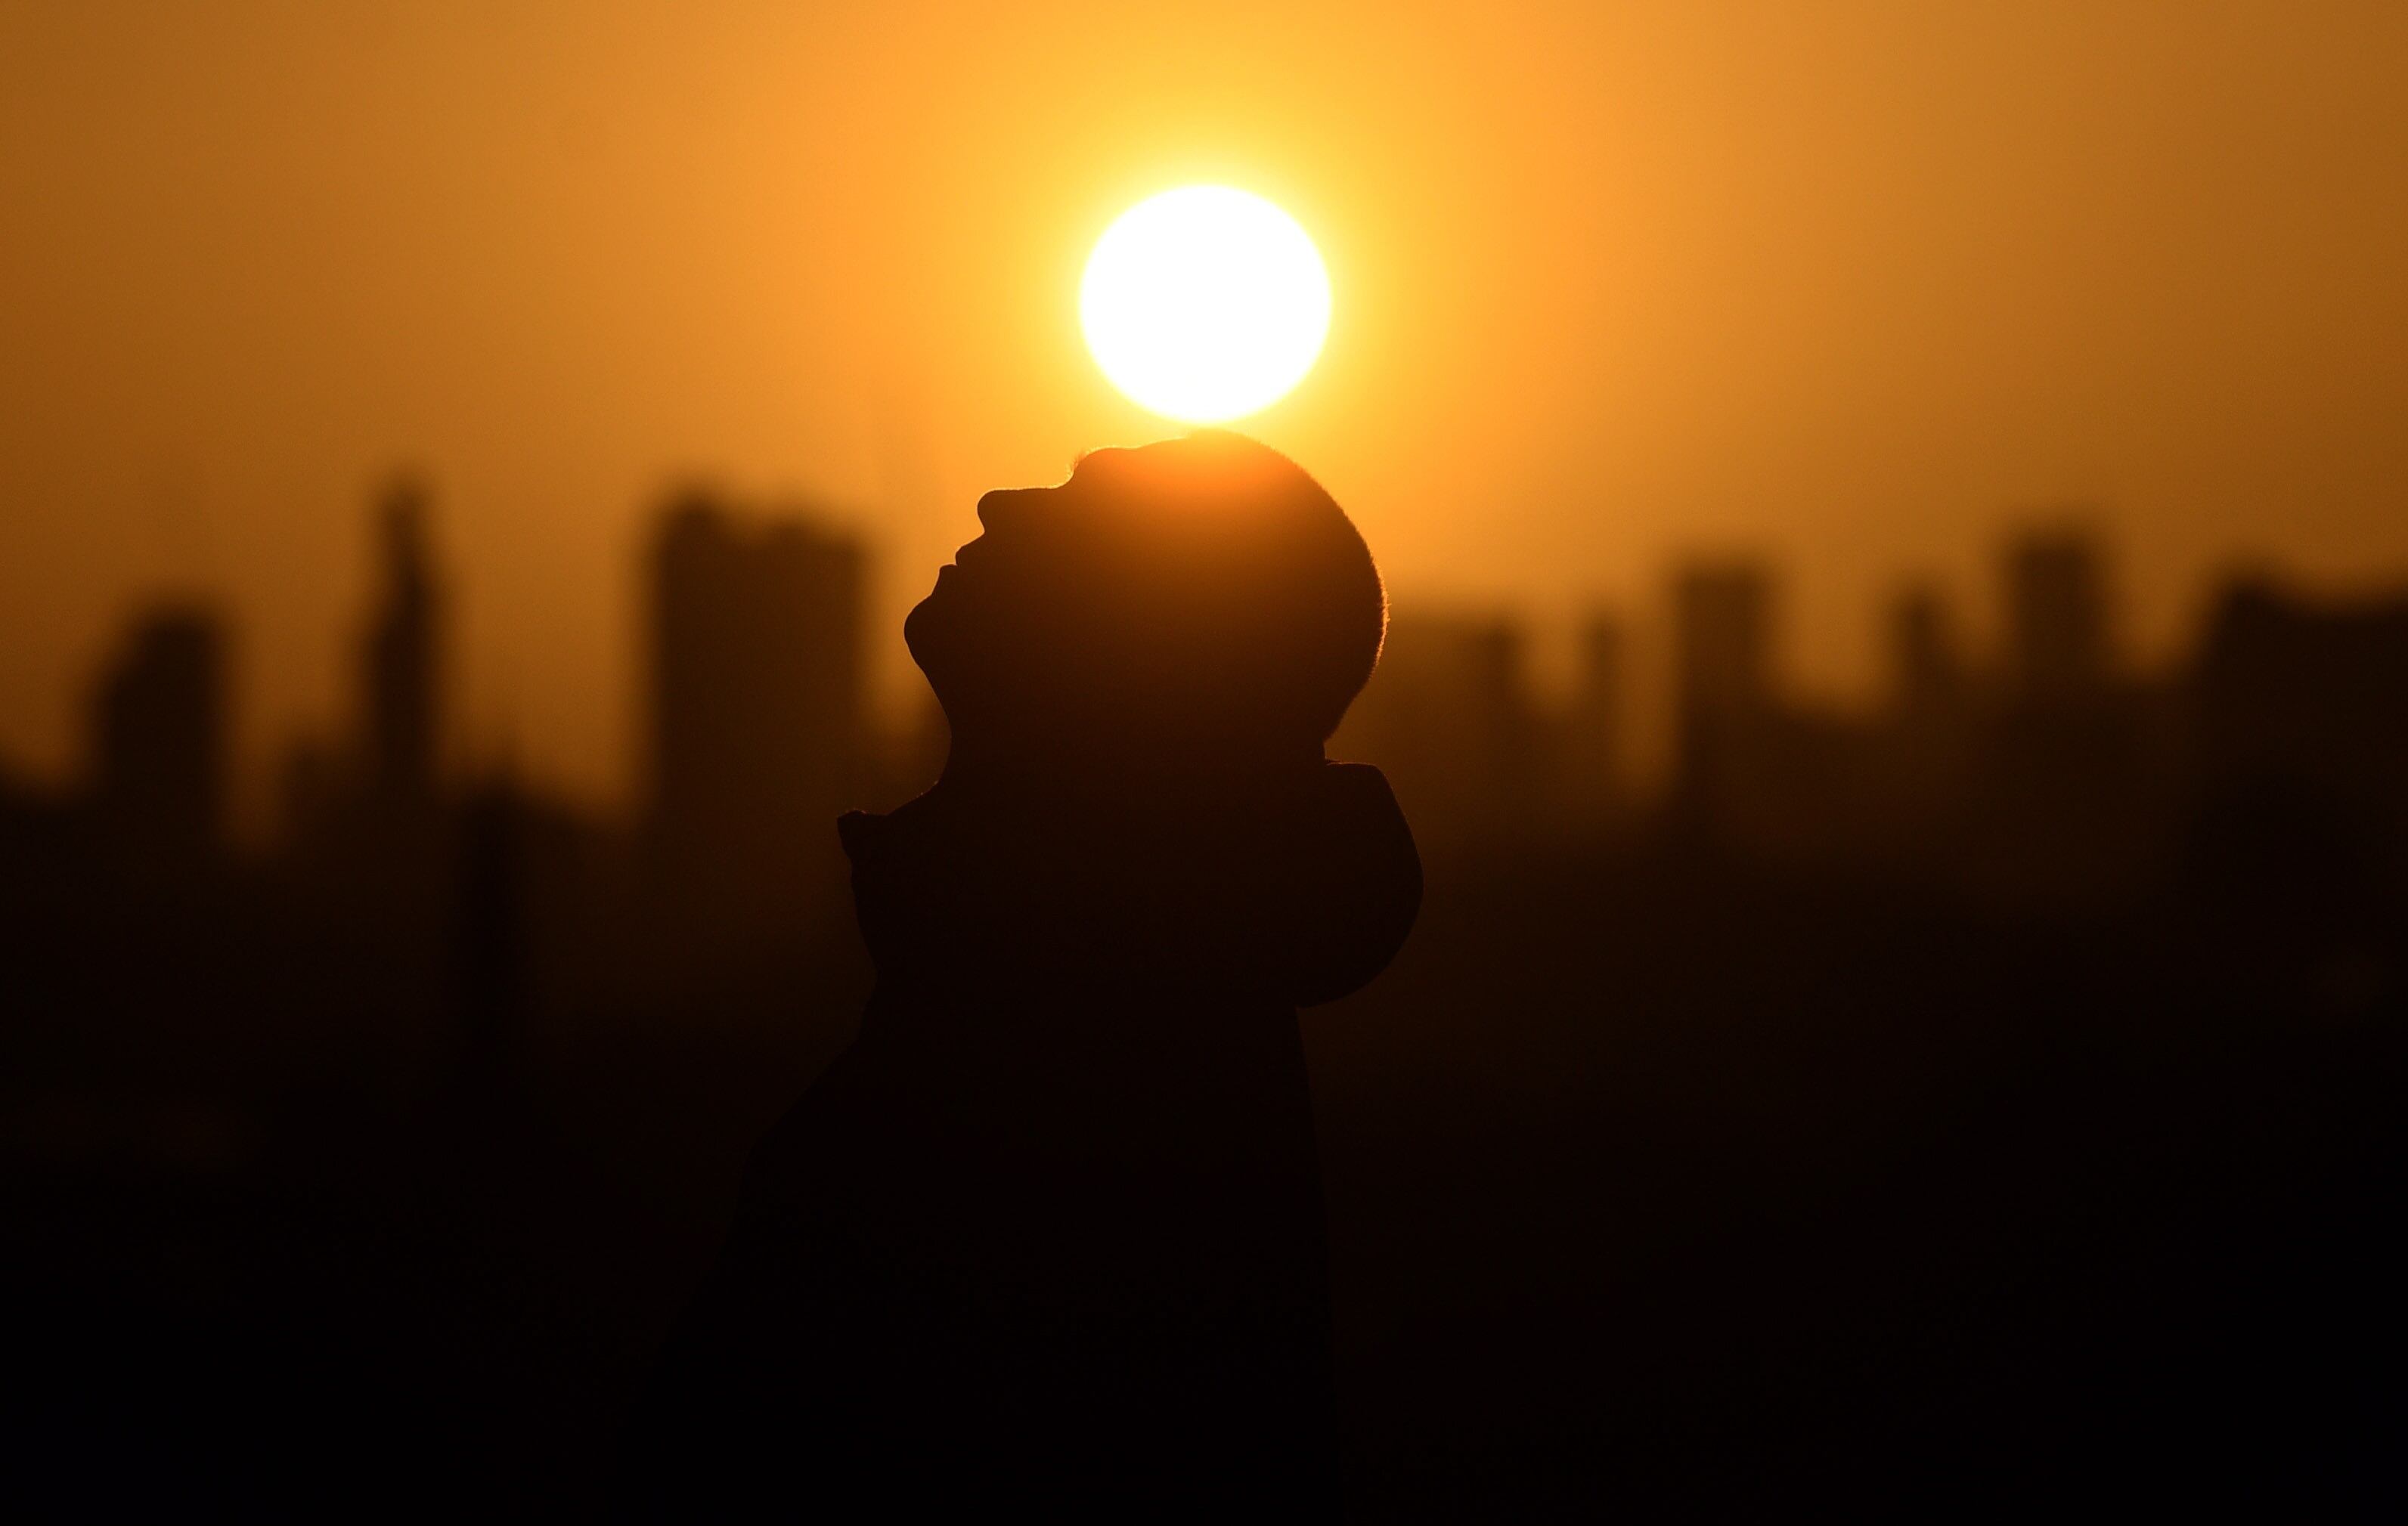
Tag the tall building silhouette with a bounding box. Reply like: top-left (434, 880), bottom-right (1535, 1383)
top-left (362, 475), bottom-right (443, 801)
top-left (645, 491), bottom-right (867, 976)
top-left (1675, 562), bottom-right (1774, 724)
top-left (2194, 577), bottom-right (2408, 829)
top-left (1551, 611), bottom-right (1625, 828)
top-left (649, 494), bottom-right (865, 840)
top-left (1674, 560), bottom-right (1777, 809)
top-left (1889, 581), bottom-right (1966, 713)
top-left (2006, 528), bottom-right (2112, 702)
top-left (89, 604), bottom-right (228, 865)
top-left (1975, 526), bottom-right (2165, 905)
top-left (1867, 580), bottom-right (1982, 847)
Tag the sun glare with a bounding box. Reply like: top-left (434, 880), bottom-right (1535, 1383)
top-left (1080, 186), bottom-right (1331, 424)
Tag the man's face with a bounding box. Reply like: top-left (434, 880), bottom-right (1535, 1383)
top-left (904, 448), bottom-right (1146, 726)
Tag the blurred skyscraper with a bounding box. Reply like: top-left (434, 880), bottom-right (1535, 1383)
top-left (1889, 582), bottom-right (1967, 715)
top-left (1975, 525), bottom-right (2166, 905)
top-left (2193, 578), bottom-right (2408, 833)
top-left (649, 494), bottom-right (865, 846)
top-left (2006, 528), bottom-right (2112, 702)
top-left (1673, 560), bottom-right (1777, 818)
top-left (363, 475), bottom-right (443, 803)
top-left (644, 491), bottom-right (867, 989)
top-left (1675, 562), bottom-right (1774, 726)
top-left (1548, 612), bottom-right (1625, 829)
top-left (88, 605), bottom-right (229, 866)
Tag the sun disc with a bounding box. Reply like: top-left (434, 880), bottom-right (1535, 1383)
top-left (1080, 187), bottom-right (1331, 424)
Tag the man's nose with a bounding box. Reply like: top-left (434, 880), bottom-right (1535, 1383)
top-left (975, 486), bottom-right (1043, 533)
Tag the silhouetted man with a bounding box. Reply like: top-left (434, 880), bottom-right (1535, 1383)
top-left (627, 432), bottom-right (1420, 1517)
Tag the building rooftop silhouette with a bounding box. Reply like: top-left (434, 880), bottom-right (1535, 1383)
top-left (642, 490), bottom-right (869, 988)
top-left (362, 475), bottom-right (443, 803)
top-left (647, 493), bottom-right (866, 845)
top-left (1888, 581), bottom-right (1966, 713)
top-left (2006, 526), bottom-right (2112, 702)
top-left (88, 603), bottom-right (228, 868)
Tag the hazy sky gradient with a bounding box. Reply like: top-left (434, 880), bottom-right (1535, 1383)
top-left (5, 1), bottom-right (2405, 809)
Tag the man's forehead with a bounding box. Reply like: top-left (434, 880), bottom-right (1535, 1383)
top-left (1051, 438), bottom-right (1294, 528)
top-left (1065, 447), bottom-right (1136, 486)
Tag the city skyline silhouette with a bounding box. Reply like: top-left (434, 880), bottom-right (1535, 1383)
top-left (10, 3), bottom-right (2408, 807)
top-left (26, 459), bottom-right (2400, 860)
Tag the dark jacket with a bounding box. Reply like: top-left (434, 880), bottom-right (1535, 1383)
top-left (625, 760), bottom-right (1420, 1518)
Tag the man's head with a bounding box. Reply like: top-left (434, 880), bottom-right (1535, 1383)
top-left (906, 432), bottom-right (1385, 767)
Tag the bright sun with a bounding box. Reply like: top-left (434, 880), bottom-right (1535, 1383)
top-left (1080, 186), bottom-right (1331, 424)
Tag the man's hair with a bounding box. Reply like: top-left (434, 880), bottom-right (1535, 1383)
top-left (1091, 432), bottom-right (1387, 745)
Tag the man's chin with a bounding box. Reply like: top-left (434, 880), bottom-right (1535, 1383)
top-left (902, 590), bottom-right (950, 675)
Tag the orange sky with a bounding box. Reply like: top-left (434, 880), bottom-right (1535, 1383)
top-left (5, 1), bottom-right (2406, 813)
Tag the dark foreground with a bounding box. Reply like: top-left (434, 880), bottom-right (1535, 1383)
top-left (6, 826), bottom-right (2399, 1518)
